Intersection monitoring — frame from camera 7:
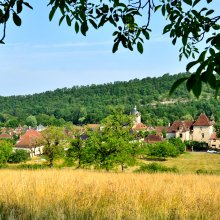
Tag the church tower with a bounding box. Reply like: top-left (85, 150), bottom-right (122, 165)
top-left (132, 106), bottom-right (141, 125)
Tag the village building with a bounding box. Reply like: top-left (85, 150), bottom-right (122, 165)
top-left (208, 132), bottom-right (220, 150)
top-left (15, 129), bottom-right (43, 157)
top-left (144, 134), bottom-right (163, 143)
top-left (166, 120), bottom-right (194, 142)
top-left (166, 113), bottom-right (215, 144)
top-left (0, 133), bottom-right (13, 139)
top-left (131, 106), bottom-right (150, 132)
top-left (192, 113), bottom-right (214, 143)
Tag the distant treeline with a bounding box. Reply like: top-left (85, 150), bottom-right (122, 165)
top-left (0, 72), bottom-right (219, 127)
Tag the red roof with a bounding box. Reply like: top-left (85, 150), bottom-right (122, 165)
top-left (0, 133), bottom-right (12, 139)
top-left (15, 129), bottom-right (42, 148)
top-left (132, 123), bottom-right (148, 131)
top-left (193, 113), bottom-right (210, 126)
top-left (144, 134), bottom-right (163, 143)
top-left (210, 132), bottom-right (217, 140)
top-left (167, 120), bottom-right (193, 133)
top-left (154, 126), bottom-right (168, 134)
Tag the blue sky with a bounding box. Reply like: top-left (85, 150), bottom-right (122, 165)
top-left (0, 1), bottom-right (219, 96)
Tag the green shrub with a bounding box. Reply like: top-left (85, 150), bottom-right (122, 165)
top-left (195, 169), bottom-right (217, 175)
top-left (135, 163), bottom-right (179, 173)
top-left (15, 164), bottom-right (47, 169)
top-left (0, 140), bottom-right (13, 164)
top-left (185, 141), bottom-right (208, 151)
top-left (168, 138), bottom-right (186, 153)
top-left (8, 150), bottom-right (30, 163)
top-left (0, 164), bottom-right (8, 169)
top-left (146, 141), bottom-right (179, 159)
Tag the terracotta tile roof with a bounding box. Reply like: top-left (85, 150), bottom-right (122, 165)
top-left (132, 123), bottom-right (148, 131)
top-left (167, 120), bottom-right (193, 133)
top-left (210, 132), bottom-right (217, 140)
top-left (15, 129), bottom-right (42, 148)
top-left (0, 133), bottom-right (12, 139)
top-left (144, 134), bottom-right (163, 143)
top-left (193, 113), bottom-right (210, 126)
top-left (154, 126), bottom-right (168, 134)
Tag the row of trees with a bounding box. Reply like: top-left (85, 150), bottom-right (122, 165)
top-left (40, 109), bottom-right (186, 171)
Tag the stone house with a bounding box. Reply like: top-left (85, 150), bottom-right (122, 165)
top-left (192, 113), bottom-right (214, 143)
top-left (166, 120), bottom-right (194, 142)
top-left (166, 113), bottom-right (215, 144)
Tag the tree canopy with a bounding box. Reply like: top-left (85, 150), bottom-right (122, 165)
top-left (0, 0), bottom-right (219, 96)
top-left (1, 73), bottom-right (220, 126)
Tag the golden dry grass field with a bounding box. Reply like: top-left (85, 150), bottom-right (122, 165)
top-left (0, 169), bottom-right (220, 220)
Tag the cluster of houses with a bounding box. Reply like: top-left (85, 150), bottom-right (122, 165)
top-left (131, 106), bottom-right (219, 149)
top-left (0, 107), bottom-right (219, 157)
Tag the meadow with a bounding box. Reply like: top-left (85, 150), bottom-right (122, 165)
top-left (144, 152), bottom-right (220, 174)
top-left (0, 169), bottom-right (220, 219)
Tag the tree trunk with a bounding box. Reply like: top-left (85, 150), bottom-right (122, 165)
top-left (121, 163), bottom-right (125, 172)
top-left (49, 158), bottom-right (53, 168)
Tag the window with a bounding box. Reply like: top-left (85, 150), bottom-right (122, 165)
top-left (180, 133), bottom-right (183, 138)
top-left (202, 133), bottom-right (204, 138)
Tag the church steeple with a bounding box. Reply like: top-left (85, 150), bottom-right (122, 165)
top-left (132, 106), bottom-right (141, 124)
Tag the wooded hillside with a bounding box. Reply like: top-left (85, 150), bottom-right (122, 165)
top-left (0, 73), bottom-right (219, 127)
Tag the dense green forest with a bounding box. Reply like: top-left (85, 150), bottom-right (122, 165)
top-left (0, 73), bottom-right (219, 127)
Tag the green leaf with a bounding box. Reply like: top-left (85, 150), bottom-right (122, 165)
top-left (192, 78), bottom-right (202, 98)
top-left (137, 42), bottom-right (143, 54)
top-left (209, 48), bottom-right (215, 56)
top-left (208, 73), bottom-right (216, 89)
top-left (13, 13), bottom-right (21, 26)
top-left (182, 37), bottom-right (187, 46)
top-left (23, 2), bottom-right (33, 10)
top-left (59, 15), bottom-right (65, 26)
top-left (17, 0), bottom-right (23, 14)
top-left (169, 77), bottom-right (188, 96)
top-left (142, 30), bottom-right (150, 40)
top-left (186, 74), bottom-right (196, 92)
top-left (196, 61), bottom-right (208, 75)
top-left (207, 0), bottom-right (213, 3)
top-left (49, 7), bottom-right (56, 21)
top-left (213, 24), bottom-right (220, 30)
top-left (89, 19), bottom-right (97, 29)
top-left (172, 37), bottom-right (177, 45)
top-left (112, 41), bottom-right (119, 53)
top-left (198, 50), bottom-right (207, 62)
top-left (206, 9), bottom-right (214, 16)
top-left (161, 5), bottom-right (166, 16)
top-left (183, 0), bottom-right (193, 6)
top-left (186, 60), bottom-right (199, 71)
top-left (154, 5), bottom-right (162, 12)
top-left (98, 15), bottom-right (107, 27)
top-left (163, 24), bottom-right (172, 34)
top-left (127, 41), bottom-right (133, 51)
top-left (193, 0), bottom-right (200, 7)
top-left (75, 22), bottom-right (79, 33)
top-left (81, 22), bottom-right (88, 36)
top-left (66, 15), bottom-right (71, 26)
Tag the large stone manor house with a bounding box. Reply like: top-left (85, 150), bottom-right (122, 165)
top-left (166, 113), bottom-right (215, 143)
